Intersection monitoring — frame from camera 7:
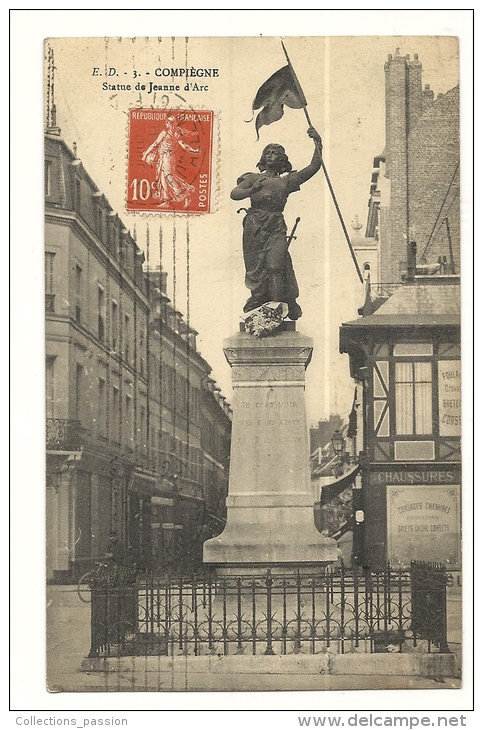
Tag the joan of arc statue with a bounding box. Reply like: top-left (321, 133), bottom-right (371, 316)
top-left (230, 127), bottom-right (322, 320)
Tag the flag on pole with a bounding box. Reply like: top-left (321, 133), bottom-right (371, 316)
top-left (252, 64), bottom-right (307, 138)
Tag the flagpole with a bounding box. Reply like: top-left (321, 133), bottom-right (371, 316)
top-left (281, 40), bottom-right (364, 284)
top-left (318, 158), bottom-right (364, 284)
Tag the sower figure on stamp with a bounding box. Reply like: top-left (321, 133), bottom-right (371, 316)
top-left (142, 115), bottom-right (200, 208)
top-left (230, 127), bottom-right (322, 321)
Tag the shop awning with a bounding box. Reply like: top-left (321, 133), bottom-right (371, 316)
top-left (153, 477), bottom-right (177, 497)
top-left (129, 471), bottom-right (157, 496)
top-left (319, 463), bottom-right (361, 506)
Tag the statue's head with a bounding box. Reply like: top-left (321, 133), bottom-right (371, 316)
top-left (256, 144), bottom-right (292, 174)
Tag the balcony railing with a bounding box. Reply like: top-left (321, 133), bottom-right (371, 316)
top-left (46, 418), bottom-right (87, 451)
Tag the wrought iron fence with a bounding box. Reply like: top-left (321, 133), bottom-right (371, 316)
top-left (86, 564), bottom-right (449, 658)
top-left (410, 560), bottom-right (449, 652)
top-left (86, 565), bottom-right (138, 658)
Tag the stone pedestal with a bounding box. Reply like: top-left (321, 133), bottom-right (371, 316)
top-left (203, 328), bottom-right (338, 573)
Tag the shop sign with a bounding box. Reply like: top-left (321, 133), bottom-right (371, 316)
top-left (438, 361), bottom-right (461, 436)
top-left (387, 485), bottom-right (460, 567)
top-left (371, 469), bottom-right (457, 485)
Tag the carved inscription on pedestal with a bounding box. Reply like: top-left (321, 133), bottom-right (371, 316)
top-left (233, 397), bottom-right (305, 447)
top-left (229, 387), bottom-right (312, 498)
top-left (232, 364), bottom-right (305, 382)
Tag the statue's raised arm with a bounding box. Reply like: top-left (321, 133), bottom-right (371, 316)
top-left (296, 127), bottom-right (323, 184)
top-left (231, 128), bottom-right (322, 323)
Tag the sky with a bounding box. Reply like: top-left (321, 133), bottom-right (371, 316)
top-left (43, 31), bottom-right (460, 427)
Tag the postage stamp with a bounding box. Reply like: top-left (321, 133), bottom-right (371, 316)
top-left (126, 108), bottom-right (214, 214)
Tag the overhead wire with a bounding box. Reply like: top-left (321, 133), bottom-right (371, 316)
top-left (420, 162), bottom-right (460, 263)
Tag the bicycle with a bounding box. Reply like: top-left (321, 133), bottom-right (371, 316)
top-left (77, 561), bottom-right (109, 603)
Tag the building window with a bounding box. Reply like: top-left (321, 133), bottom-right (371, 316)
top-left (111, 300), bottom-right (118, 352)
top-left (112, 385), bottom-right (120, 443)
top-left (176, 373), bottom-right (188, 415)
top-left (93, 199), bottom-right (103, 238)
top-left (124, 314), bottom-right (130, 363)
top-left (46, 356), bottom-right (55, 418)
top-left (98, 378), bottom-right (106, 437)
top-left (73, 176), bottom-right (81, 212)
top-left (45, 160), bottom-right (52, 197)
top-left (139, 406), bottom-right (146, 449)
top-left (139, 329), bottom-right (146, 376)
top-left (111, 484), bottom-right (120, 532)
top-left (395, 361), bottom-right (432, 435)
top-left (98, 286), bottom-right (105, 342)
top-left (111, 221), bottom-right (119, 255)
top-left (125, 394), bottom-right (133, 447)
top-left (75, 265), bottom-right (82, 324)
top-left (75, 363), bottom-right (83, 422)
top-left (45, 252), bottom-right (55, 312)
top-left (107, 217), bottom-right (120, 254)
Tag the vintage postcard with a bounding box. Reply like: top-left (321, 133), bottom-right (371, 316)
top-left (40, 29), bottom-right (467, 704)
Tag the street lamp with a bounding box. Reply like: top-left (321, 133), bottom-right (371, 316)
top-left (331, 430), bottom-right (346, 460)
top-left (331, 430), bottom-right (346, 479)
top-left (50, 462), bottom-right (67, 493)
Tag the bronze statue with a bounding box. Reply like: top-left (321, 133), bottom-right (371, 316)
top-left (231, 127), bottom-right (322, 320)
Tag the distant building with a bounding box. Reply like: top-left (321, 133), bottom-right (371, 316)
top-left (340, 49), bottom-right (461, 570)
top-left (309, 415), bottom-right (343, 457)
top-left (351, 48), bottom-right (459, 290)
top-left (45, 122), bottom-right (231, 581)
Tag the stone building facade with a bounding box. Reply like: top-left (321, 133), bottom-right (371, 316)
top-left (45, 127), bottom-right (231, 582)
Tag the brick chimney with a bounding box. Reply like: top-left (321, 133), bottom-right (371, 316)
top-left (407, 54), bottom-right (423, 133)
top-left (382, 51), bottom-right (425, 284)
top-left (422, 83), bottom-right (435, 111)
